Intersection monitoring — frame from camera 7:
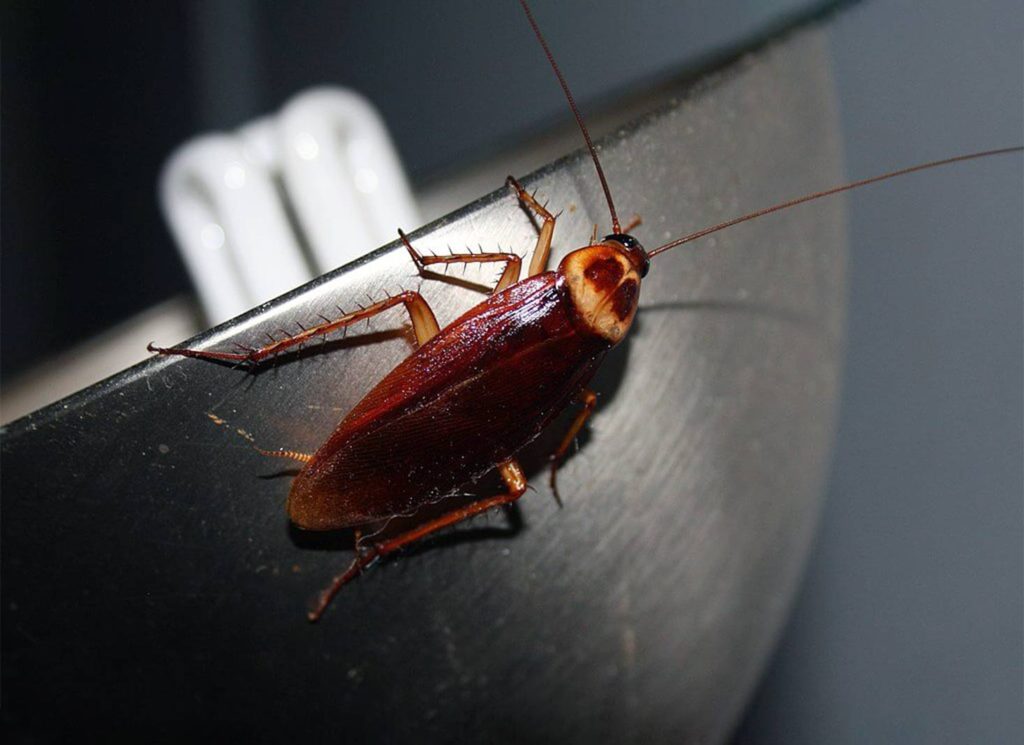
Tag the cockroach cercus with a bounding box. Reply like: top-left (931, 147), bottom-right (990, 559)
top-left (149, 0), bottom-right (1022, 622)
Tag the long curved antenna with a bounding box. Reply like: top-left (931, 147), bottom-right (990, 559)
top-left (519, 0), bottom-right (621, 234)
top-left (648, 146), bottom-right (1023, 259)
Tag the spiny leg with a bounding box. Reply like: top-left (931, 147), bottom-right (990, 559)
top-left (252, 447), bottom-right (312, 464)
top-left (399, 229), bottom-right (521, 294)
top-left (148, 291), bottom-right (441, 365)
top-left (204, 410), bottom-right (314, 465)
top-left (506, 175), bottom-right (557, 277)
top-left (308, 459), bottom-right (528, 622)
top-left (549, 388), bottom-right (597, 506)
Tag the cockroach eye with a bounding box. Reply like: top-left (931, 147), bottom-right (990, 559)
top-left (604, 234), bottom-right (650, 277)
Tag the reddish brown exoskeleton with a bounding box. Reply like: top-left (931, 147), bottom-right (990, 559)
top-left (150, 0), bottom-right (1022, 621)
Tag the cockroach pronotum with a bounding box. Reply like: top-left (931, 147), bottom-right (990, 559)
top-left (149, 0), bottom-right (1022, 621)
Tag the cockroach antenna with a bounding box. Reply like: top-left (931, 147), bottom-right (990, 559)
top-left (518, 0), bottom-right (622, 234)
top-left (647, 146), bottom-right (1024, 259)
top-left (517, 2), bottom-right (1021, 263)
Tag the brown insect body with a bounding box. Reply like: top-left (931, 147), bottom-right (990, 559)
top-left (288, 241), bottom-right (644, 530)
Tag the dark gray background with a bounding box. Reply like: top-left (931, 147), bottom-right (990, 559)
top-left (3, 0), bottom-right (1021, 741)
top-left (736, 1), bottom-right (1022, 742)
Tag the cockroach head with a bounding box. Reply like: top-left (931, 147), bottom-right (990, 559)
top-left (560, 238), bottom-right (645, 344)
top-left (604, 234), bottom-right (649, 277)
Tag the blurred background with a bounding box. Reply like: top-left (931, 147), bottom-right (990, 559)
top-left (2, 0), bottom-right (1020, 741)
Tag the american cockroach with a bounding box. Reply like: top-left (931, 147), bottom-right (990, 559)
top-left (149, 0), bottom-right (1022, 622)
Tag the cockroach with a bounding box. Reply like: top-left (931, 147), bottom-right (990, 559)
top-left (149, 0), bottom-right (1022, 621)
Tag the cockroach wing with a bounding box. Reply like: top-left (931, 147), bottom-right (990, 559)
top-left (287, 273), bottom-right (610, 530)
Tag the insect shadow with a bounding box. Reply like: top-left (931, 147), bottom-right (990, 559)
top-left (641, 298), bottom-right (826, 334)
top-left (286, 494), bottom-right (525, 556)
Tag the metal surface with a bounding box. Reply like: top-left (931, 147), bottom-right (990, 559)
top-left (2, 28), bottom-right (845, 742)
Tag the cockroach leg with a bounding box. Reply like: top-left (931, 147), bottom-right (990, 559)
top-left (148, 291), bottom-right (441, 365)
top-left (506, 176), bottom-right (556, 277)
top-left (352, 529), bottom-right (372, 560)
top-left (308, 459), bottom-right (528, 622)
top-left (548, 388), bottom-right (598, 506)
top-left (399, 229), bottom-right (522, 294)
top-left (252, 447), bottom-right (312, 464)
